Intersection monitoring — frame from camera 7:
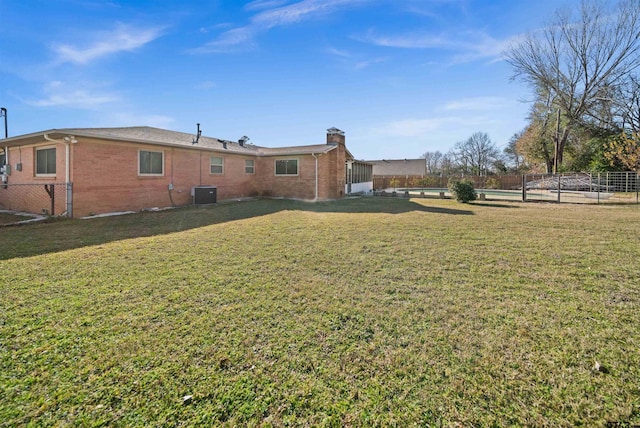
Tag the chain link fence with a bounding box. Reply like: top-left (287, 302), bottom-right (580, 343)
top-left (0, 183), bottom-right (71, 216)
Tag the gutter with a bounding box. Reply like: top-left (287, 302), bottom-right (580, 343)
top-left (44, 133), bottom-right (77, 217)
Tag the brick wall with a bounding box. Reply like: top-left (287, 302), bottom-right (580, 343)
top-left (0, 142), bottom-right (69, 214)
top-left (255, 156), bottom-right (318, 199)
top-left (71, 139), bottom-right (260, 217)
top-left (2, 132), bottom-right (350, 217)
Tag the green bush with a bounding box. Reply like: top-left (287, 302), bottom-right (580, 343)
top-left (448, 179), bottom-right (477, 203)
top-left (485, 177), bottom-right (500, 189)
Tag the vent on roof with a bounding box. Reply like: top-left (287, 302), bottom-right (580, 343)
top-left (191, 123), bottom-right (202, 145)
top-left (238, 136), bottom-right (249, 147)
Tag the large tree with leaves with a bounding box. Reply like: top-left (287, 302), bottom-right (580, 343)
top-left (505, 0), bottom-right (640, 173)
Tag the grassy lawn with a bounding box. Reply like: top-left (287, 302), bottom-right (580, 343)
top-left (0, 212), bottom-right (36, 226)
top-left (1, 197), bottom-right (639, 426)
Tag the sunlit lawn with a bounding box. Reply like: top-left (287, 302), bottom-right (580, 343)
top-left (1, 197), bottom-right (639, 426)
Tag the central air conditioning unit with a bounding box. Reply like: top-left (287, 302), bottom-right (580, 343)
top-left (192, 186), bottom-right (217, 204)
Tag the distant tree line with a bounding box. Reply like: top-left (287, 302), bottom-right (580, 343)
top-left (422, 131), bottom-right (525, 177)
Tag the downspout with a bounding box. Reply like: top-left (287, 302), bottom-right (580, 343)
top-left (1, 147), bottom-right (8, 189)
top-left (44, 134), bottom-right (75, 217)
top-left (311, 153), bottom-right (318, 200)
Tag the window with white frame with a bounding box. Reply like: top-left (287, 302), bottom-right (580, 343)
top-left (210, 156), bottom-right (224, 174)
top-left (245, 159), bottom-right (255, 174)
top-left (36, 147), bottom-right (56, 175)
top-left (275, 159), bottom-right (298, 176)
top-left (139, 150), bottom-right (164, 175)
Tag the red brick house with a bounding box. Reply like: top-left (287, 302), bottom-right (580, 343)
top-left (0, 126), bottom-right (372, 218)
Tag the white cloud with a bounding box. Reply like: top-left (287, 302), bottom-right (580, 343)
top-left (253, 0), bottom-right (370, 28)
top-left (194, 0), bottom-right (373, 53)
top-left (357, 29), bottom-right (517, 64)
top-left (52, 23), bottom-right (164, 65)
top-left (192, 27), bottom-right (257, 53)
top-left (442, 96), bottom-right (510, 111)
top-left (325, 47), bottom-right (352, 58)
top-left (24, 81), bottom-right (118, 108)
top-left (372, 117), bottom-right (457, 138)
top-left (325, 46), bottom-right (387, 70)
top-left (370, 110), bottom-right (507, 139)
top-left (196, 81), bottom-right (217, 90)
top-left (244, 0), bottom-right (291, 12)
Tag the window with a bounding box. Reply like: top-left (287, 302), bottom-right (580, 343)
top-left (36, 147), bottom-right (56, 175)
top-left (245, 159), bottom-right (255, 174)
top-left (210, 156), bottom-right (224, 174)
top-left (139, 150), bottom-right (163, 175)
top-left (275, 159), bottom-right (298, 176)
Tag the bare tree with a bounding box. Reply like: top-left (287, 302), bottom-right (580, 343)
top-left (452, 132), bottom-right (499, 176)
top-left (421, 150), bottom-right (444, 174)
top-left (505, 0), bottom-right (640, 172)
top-left (619, 75), bottom-right (640, 133)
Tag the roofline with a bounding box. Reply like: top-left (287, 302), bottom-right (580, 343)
top-left (1, 129), bottom-right (341, 156)
top-left (257, 145), bottom-right (337, 156)
top-left (0, 130), bottom-right (258, 156)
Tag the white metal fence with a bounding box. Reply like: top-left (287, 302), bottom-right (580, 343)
top-left (523, 172), bottom-right (639, 204)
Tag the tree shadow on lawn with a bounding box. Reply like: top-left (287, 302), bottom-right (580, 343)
top-left (0, 197), bottom-right (472, 260)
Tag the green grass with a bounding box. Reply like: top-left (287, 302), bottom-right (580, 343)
top-left (0, 212), bottom-right (34, 226)
top-left (1, 198), bottom-right (639, 426)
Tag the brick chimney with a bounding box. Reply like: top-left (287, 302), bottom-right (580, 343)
top-left (326, 127), bottom-right (345, 145)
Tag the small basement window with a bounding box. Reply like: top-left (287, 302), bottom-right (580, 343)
top-left (210, 156), bottom-right (224, 174)
top-left (139, 150), bottom-right (164, 175)
top-left (36, 147), bottom-right (56, 176)
top-left (275, 159), bottom-right (298, 176)
top-left (245, 159), bottom-right (255, 174)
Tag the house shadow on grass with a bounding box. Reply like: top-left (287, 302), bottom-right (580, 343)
top-left (470, 201), bottom-right (521, 209)
top-left (0, 197), bottom-right (473, 260)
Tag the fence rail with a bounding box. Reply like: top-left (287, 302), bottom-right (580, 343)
top-left (523, 172), bottom-right (639, 204)
top-left (0, 183), bottom-right (72, 216)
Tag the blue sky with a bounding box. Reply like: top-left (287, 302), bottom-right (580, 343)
top-left (1, 0), bottom-right (576, 160)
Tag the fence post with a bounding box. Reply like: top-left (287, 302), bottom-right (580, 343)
top-left (522, 175), bottom-right (527, 201)
top-left (557, 174), bottom-right (561, 203)
top-left (66, 182), bottom-right (73, 218)
top-left (597, 172), bottom-right (600, 204)
top-left (43, 184), bottom-right (55, 215)
top-left (626, 171), bottom-right (629, 193)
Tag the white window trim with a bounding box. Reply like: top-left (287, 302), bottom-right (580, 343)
top-left (35, 146), bottom-right (57, 177)
top-left (274, 158), bottom-right (299, 176)
top-left (138, 149), bottom-right (164, 176)
top-left (245, 159), bottom-right (255, 175)
top-left (210, 156), bottom-right (224, 175)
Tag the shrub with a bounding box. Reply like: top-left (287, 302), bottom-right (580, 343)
top-left (448, 179), bottom-right (477, 203)
top-left (485, 177), bottom-right (500, 189)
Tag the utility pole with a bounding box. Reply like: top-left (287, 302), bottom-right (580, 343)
top-left (0, 107), bottom-right (6, 138)
top-left (553, 108), bottom-right (560, 174)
